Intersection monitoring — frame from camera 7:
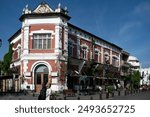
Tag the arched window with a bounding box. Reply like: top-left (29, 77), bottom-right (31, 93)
top-left (95, 50), bottom-right (99, 62)
top-left (81, 44), bottom-right (89, 60)
top-left (104, 52), bottom-right (109, 64)
top-left (112, 56), bottom-right (119, 67)
top-left (82, 46), bottom-right (87, 59)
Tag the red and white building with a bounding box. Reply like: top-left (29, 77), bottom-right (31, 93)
top-left (9, 2), bottom-right (127, 93)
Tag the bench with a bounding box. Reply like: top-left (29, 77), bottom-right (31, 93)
top-left (63, 89), bottom-right (75, 97)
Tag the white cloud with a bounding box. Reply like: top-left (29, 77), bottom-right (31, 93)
top-left (133, 1), bottom-right (150, 15)
top-left (119, 21), bottom-right (141, 36)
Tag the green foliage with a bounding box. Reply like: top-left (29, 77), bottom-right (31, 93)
top-left (131, 70), bottom-right (141, 85)
top-left (0, 61), bottom-right (3, 75)
top-left (2, 44), bottom-right (13, 75)
top-left (107, 85), bottom-right (114, 93)
top-left (124, 75), bottom-right (130, 81)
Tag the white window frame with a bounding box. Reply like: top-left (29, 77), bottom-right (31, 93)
top-left (112, 55), bottom-right (119, 67)
top-left (95, 50), bottom-right (99, 62)
top-left (68, 41), bottom-right (73, 56)
top-left (81, 44), bottom-right (89, 60)
top-left (32, 33), bottom-right (51, 50)
top-left (82, 47), bottom-right (87, 59)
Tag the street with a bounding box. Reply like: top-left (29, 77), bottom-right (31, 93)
top-left (111, 90), bottom-right (150, 100)
top-left (0, 90), bottom-right (150, 100)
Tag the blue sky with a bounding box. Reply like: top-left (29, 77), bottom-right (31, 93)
top-left (0, 0), bottom-right (150, 68)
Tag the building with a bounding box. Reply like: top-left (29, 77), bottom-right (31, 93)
top-left (140, 68), bottom-right (150, 85)
top-left (8, 2), bottom-right (129, 93)
top-left (127, 56), bottom-right (141, 71)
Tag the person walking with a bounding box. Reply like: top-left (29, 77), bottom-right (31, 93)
top-left (38, 83), bottom-right (47, 100)
top-left (46, 84), bottom-right (52, 100)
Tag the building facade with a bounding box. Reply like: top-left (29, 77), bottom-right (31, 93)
top-left (9, 2), bottom-right (128, 93)
top-left (140, 68), bottom-right (150, 85)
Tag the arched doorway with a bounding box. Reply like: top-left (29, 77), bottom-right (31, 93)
top-left (34, 65), bottom-right (49, 92)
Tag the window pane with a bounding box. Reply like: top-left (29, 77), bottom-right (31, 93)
top-left (33, 34), bottom-right (51, 49)
top-left (95, 51), bottom-right (99, 62)
top-left (47, 39), bottom-right (50, 49)
top-left (37, 74), bottom-right (41, 84)
top-left (82, 47), bottom-right (87, 59)
top-left (38, 39), bottom-right (42, 49)
top-left (33, 39), bottom-right (38, 49)
top-left (43, 39), bottom-right (47, 49)
top-left (43, 74), bottom-right (48, 84)
top-left (68, 41), bottom-right (73, 56)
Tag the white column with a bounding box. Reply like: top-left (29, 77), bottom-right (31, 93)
top-left (23, 60), bottom-right (28, 76)
top-left (101, 47), bottom-right (104, 64)
top-left (110, 49), bottom-right (112, 64)
top-left (64, 26), bottom-right (68, 53)
top-left (118, 53), bottom-right (121, 68)
top-left (22, 26), bottom-right (29, 56)
top-left (77, 36), bottom-right (80, 59)
top-left (55, 24), bottom-right (61, 53)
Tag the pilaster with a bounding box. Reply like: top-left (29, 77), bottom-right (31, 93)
top-left (22, 26), bottom-right (29, 56)
top-left (101, 47), bottom-right (104, 64)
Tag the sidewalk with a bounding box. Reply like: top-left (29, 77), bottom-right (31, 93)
top-left (0, 92), bottom-right (38, 100)
top-left (58, 89), bottom-right (126, 100)
top-left (0, 89), bottom-right (145, 100)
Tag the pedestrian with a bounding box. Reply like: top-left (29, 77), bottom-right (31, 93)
top-left (38, 83), bottom-right (47, 100)
top-left (46, 83), bottom-right (53, 100)
top-left (98, 86), bottom-right (103, 92)
top-left (113, 84), bottom-right (117, 91)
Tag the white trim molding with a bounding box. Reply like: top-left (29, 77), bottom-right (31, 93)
top-left (30, 29), bottom-right (55, 36)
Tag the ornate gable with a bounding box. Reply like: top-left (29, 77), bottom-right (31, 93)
top-left (33, 2), bottom-right (54, 13)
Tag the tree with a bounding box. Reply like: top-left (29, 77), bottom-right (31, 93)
top-left (2, 44), bottom-right (13, 75)
top-left (131, 70), bottom-right (141, 88)
top-left (0, 60), bottom-right (3, 75)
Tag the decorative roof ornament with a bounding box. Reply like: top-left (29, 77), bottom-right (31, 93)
top-left (64, 6), bottom-right (67, 11)
top-left (64, 6), bottom-right (68, 14)
top-left (58, 3), bottom-right (61, 8)
top-left (22, 4), bottom-right (31, 14)
top-left (55, 3), bottom-right (61, 12)
top-left (33, 2), bottom-right (53, 13)
top-left (55, 3), bottom-right (68, 15)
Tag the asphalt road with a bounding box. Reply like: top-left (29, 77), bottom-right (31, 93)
top-left (0, 90), bottom-right (150, 100)
top-left (111, 90), bottom-right (150, 100)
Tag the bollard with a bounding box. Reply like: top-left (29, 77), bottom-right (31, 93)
top-left (33, 92), bottom-right (35, 97)
top-left (106, 92), bottom-right (109, 99)
top-left (90, 96), bottom-right (93, 100)
top-left (112, 92), bottom-right (114, 97)
top-left (99, 92), bottom-right (102, 100)
top-left (118, 90), bottom-right (121, 96)
top-left (124, 90), bottom-right (127, 96)
top-left (64, 96), bottom-right (66, 100)
top-left (77, 96), bottom-right (80, 100)
top-left (24, 90), bottom-right (27, 95)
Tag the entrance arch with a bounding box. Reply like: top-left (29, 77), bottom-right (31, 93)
top-left (31, 61), bottom-right (52, 92)
top-left (34, 64), bottom-right (49, 92)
